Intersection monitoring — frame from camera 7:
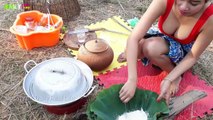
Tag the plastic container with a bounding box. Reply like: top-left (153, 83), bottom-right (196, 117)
top-left (127, 17), bottom-right (139, 28)
top-left (10, 10), bottom-right (63, 50)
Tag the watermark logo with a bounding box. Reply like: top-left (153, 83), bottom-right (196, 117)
top-left (4, 3), bottom-right (30, 10)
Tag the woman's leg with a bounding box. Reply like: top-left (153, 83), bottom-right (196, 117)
top-left (142, 37), bottom-right (181, 95)
top-left (117, 36), bottom-right (181, 95)
top-left (117, 38), bottom-right (145, 63)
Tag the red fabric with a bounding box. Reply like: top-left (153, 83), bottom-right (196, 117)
top-left (97, 61), bottom-right (213, 119)
top-left (158, 1), bottom-right (213, 44)
top-left (158, 0), bottom-right (174, 35)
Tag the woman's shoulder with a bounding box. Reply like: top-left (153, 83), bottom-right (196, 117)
top-left (206, 15), bottom-right (213, 27)
top-left (153, 0), bottom-right (173, 15)
top-left (200, 14), bottom-right (213, 41)
top-left (153, 0), bottom-right (167, 6)
top-left (202, 4), bottom-right (213, 30)
top-left (148, 0), bottom-right (168, 14)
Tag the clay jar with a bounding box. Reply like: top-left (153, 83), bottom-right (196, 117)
top-left (77, 39), bottom-right (114, 71)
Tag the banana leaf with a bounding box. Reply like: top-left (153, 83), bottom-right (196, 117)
top-left (87, 84), bottom-right (169, 120)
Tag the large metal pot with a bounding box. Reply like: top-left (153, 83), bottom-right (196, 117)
top-left (23, 57), bottom-right (95, 106)
top-left (77, 39), bottom-right (114, 71)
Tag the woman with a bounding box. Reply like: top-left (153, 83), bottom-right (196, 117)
top-left (118, 0), bottom-right (213, 104)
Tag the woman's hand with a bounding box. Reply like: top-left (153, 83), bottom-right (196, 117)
top-left (157, 79), bottom-right (172, 105)
top-left (119, 80), bottom-right (137, 103)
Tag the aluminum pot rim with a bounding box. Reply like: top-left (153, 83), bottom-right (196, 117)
top-left (23, 57), bottom-right (94, 106)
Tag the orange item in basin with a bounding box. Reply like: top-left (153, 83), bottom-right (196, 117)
top-left (10, 10), bottom-right (63, 50)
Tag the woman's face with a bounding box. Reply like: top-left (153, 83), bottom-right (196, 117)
top-left (176, 0), bottom-right (206, 16)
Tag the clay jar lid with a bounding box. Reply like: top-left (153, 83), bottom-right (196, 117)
top-left (84, 39), bottom-right (108, 53)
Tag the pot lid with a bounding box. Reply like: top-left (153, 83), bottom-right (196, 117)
top-left (34, 60), bottom-right (83, 95)
top-left (84, 39), bottom-right (109, 53)
top-left (23, 58), bottom-right (94, 106)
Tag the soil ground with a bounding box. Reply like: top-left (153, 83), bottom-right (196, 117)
top-left (0, 0), bottom-right (213, 119)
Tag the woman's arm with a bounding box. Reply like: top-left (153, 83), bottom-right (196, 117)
top-left (127, 0), bottom-right (166, 80)
top-left (157, 17), bottom-right (213, 102)
top-left (119, 0), bottom-right (167, 103)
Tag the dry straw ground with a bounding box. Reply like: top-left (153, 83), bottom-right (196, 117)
top-left (0, 0), bottom-right (213, 120)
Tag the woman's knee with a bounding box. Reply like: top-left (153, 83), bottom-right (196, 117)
top-left (137, 38), bottom-right (145, 58)
top-left (142, 37), bottom-right (169, 58)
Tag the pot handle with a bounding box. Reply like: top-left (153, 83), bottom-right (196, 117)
top-left (83, 85), bottom-right (97, 97)
top-left (24, 60), bottom-right (37, 73)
